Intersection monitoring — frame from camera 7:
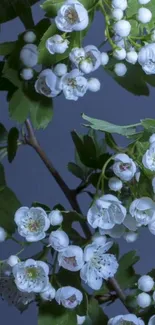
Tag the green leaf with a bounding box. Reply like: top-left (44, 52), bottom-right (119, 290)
top-left (115, 251), bottom-right (139, 290)
top-left (87, 298), bottom-right (108, 325)
top-left (7, 127), bottom-right (19, 163)
top-left (41, 0), bottom-right (64, 18)
top-left (141, 118), bottom-right (155, 133)
top-left (9, 88), bottom-right (30, 123)
top-left (105, 133), bottom-right (122, 152)
top-left (0, 164), bottom-right (21, 234)
top-left (0, 42), bottom-right (16, 56)
top-left (82, 114), bottom-right (138, 137)
top-left (31, 202), bottom-right (51, 212)
top-left (38, 301), bottom-right (77, 325)
top-left (0, 123), bottom-right (8, 144)
top-left (2, 62), bottom-right (21, 87)
top-left (68, 162), bottom-right (85, 180)
top-left (29, 96), bottom-right (53, 130)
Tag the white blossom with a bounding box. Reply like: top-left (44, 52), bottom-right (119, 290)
top-left (80, 241), bottom-right (118, 290)
top-left (142, 143), bottom-right (155, 170)
top-left (0, 227), bottom-right (6, 242)
top-left (88, 78), bottom-right (101, 92)
top-left (55, 0), bottom-right (89, 32)
top-left (113, 153), bottom-right (136, 181)
top-left (113, 20), bottom-right (131, 37)
top-left (137, 292), bottom-right (151, 308)
top-left (114, 63), bottom-right (127, 76)
top-left (138, 275), bottom-right (154, 292)
top-left (83, 45), bottom-right (101, 72)
top-left (69, 47), bottom-right (85, 66)
top-left (20, 44), bottom-right (38, 67)
top-left (23, 31), bottom-right (36, 43)
top-left (20, 68), bottom-right (34, 80)
top-left (12, 259), bottom-right (49, 293)
top-left (108, 177), bottom-right (123, 191)
top-left (100, 52), bottom-right (109, 65)
top-left (108, 314), bottom-right (145, 325)
top-left (14, 206), bottom-right (50, 242)
top-left (137, 8), bottom-right (152, 24)
top-left (138, 0), bottom-right (151, 3)
top-left (58, 245), bottom-right (84, 271)
top-left (113, 48), bottom-right (126, 60)
top-left (40, 283), bottom-right (56, 301)
top-left (112, 9), bottom-right (124, 21)
top-left (123, 213), bottom-right (138, 231)
top-left (99, 224), bottom-right (125, 238)
top-left (126, 51), bottom-right (138, 64)
top-left (69, 45), bottom-right (101, 73)
top-left (129, 197), bottom-right (155, 227)
top-left (92, 233), bottom-right (107, 245)
top-left (55, 286), bottom-right (83, 309)
top-left (48, 209), bottom-right (63, 226)
top-left (123, 231), bottom-right (138, 243)
top-left (35, 69), bottom-right (61, 97)
top-left (7, 255), bottom-right (20, 267)
top-left (54, 63), bottom-right (67, 77)
top-left (87, 194), bottom-right (126, 230)
top-left (114, 35), bottom-right (125, 48)
top-left (138, 43), bottom-right (155, 75)
top-left (46, 35), bottom-right (69, 54)
top-left (48, 230), bottom-right (69, 252)
top-left (77, 315), bottom-right (86, 325)
top-left (112, 0), bottom-right (127, 11)
top-left (148, 316), bottom-right (155, 325)
top-left (59, 69), bottom-right (88, 100)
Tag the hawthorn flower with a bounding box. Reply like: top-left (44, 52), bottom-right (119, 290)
top-left (80, 241), bottom-right (118, 290)
top-left (35, 69), bottom-right (61, 98)
top-left (69, 45), bottom-right (101, 74)
top-left (88, 78), bottom-right (101, 92)
top-left (46, 35), bottom-right (69, 54)
top-left (82, 45), bottom-right (101, 72)
top-left (20, 44), bottom-right (38, 67)
top-left (138, 275), bottom-right (154, 292)
top-left (54, 63), bottom-right (67, 77)
top-left (7, 255), bottom-right (20, 267)
top-left (40, 283), bottom-right (56, 301)
top-left (87, 194), bottom-right (126, 230)
top-left (112, 9), bottom-right (124, 21)
top-left (12, 259), bottom-right (49, 293)
top-left (48, 209), bottom-right (63, 226)
top-left (138, 43), bottom-right (155, 75)
top-left (108, 314), bottom-right (145, 325)
top-left (113, 153), bottom-right (136, 181)
top-left (48, 230), bottom-right (69, 252)
top-left (99, 224), bottom-right (125, 238)
top-left (77, 315), bottom-right (86, 325)
top-left (123, 231), bottom-right (138, 243)
top-left (0, 227), bottom-right (7, 242)
top-left (55, 0), bottom-right (89, 32)
top-left (20, 68), bottom-right (34, 80)
top-left (142, 144), bottom-right (155, 170)
top-left (59, 69), bottom-right (88, 101)
top-left (58, 245), bottom-right (84, 271)
top-left (100, 52), bottom-right (109, 66)
top-left (23, 31), bottom-right (36, 43)
top-left (112, 0), bottom-right (127, 10)
top-left (149, 316), bottom-right (155, 325)
top-left (114, 63), bottom-right (127, 76)
top-left (113, 20), bottom-right (131, 37)
top-left (108, 177), bottom-right (123, 191)
top-left (126, 51), bottom-right (138, 64)
top-left (129, 197), bottom-right (155, 226)
top-left (55, 286), bottom-right (83, 309)
top-left (0, 263), bottom-right (35, 308)
top-left (137, 292), bottom-right (151, 308)
top-left (137, 8), bottom-right (152, 24)
top-left (69, 47), bottom-right (85, 65)
top-left (14, 207), bottom-right (50, 242)
top-left (113, 48), bottom-right (126, 60)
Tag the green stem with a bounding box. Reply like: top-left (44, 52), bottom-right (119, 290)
top-left (99, 3), bottom-right (117, 50)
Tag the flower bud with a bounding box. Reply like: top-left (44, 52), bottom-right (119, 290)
top-left (149, 134), bottom-right (155, 144)
top-left (108, 177), bottom-right (123, 191)
top-left (58, 245), bottom-right (84, 271)
top-left (7, 255), bottom-right (20, 267)
top-left (113, 20), bottom-right (131, 37)
top-left (112, 0), bottom-right (127, 10)
top-left (54, 63), bottom-right (67, 77)
top-left (79, 59), bottom-right (93, 74)
top-left (0, 227), bottom-right (7, 242)
top-left (20, 44), bottom-right (38, 67)
top-left (20, 68), bottom-right (34, 80)
top-left (112, 9), bottom-right (124, 20)
top-left (40, 283), bottom-right (56, 301)
top-left (126, 51), bottom-right (138, 64)
top-left (88, 78), bottom-right (101, 92)
top-left (113, 48), bottom-right (126, 60)
top-left (49, 230), bottom-right (69, 252)
top-left (137, 8), bottom-right (152, 24)
top-left (138, 275), bottom-right (154, 292)
top-left (77, 315), bottom-right (86, 325)
top-left (138, 0), bottom-right (151, 4)
top-left (114, 63), bottom-right (127, 76)
top-left (123, 231), bottom-right (138, 243)
top-left (100, 52), bottom-right (109, 66)
top-left (48, 210), bottom-right (63, 226)
top-left (46, 35), bottom-right (69, 54)
top-left (92, 233), bottom-right (107, 245)
top-left (23, 31), bottom-right (36, 43)
top-left (55, 286), bottom-right (83, 309)
top-left (136, 292), bottom-right (151, 308)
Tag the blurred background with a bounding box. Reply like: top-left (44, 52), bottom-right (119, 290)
top-left (0, 1), bottom-right (155, 323)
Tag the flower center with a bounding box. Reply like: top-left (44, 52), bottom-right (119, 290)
top-left (26, 267), bottom-right (38, 279)
top-left (64, 256), bottom-right (78, 267)
top-left (119, 320), bottom-right (135, 325)
top-left (120, 163), bottom-right (131, 171)
top-left (65, 7), bottom-right (79, 24)
top-left (67, 78), bottom-right (77, 88)
top-left (28, 220), bottom-right (41, 232)
top-left (67, 294), bottom-right (76, 304)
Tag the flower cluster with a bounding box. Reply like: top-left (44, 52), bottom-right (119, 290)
top-left (136, 275), bottom-right (155, 308)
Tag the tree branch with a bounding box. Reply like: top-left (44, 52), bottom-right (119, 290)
top-left (24, 119), bottom-right (91, 238)
top-left (108, 277), bottom-right (133, 313)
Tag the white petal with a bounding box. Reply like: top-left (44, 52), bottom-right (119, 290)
top-left (123, 214), bottom-right (138, 231)
top-left (37, 261), bottom-right (49, 275)
top-left (14, 207), bottom-right (29, 225)
top-left (148, 316), bottom-right (155, 325)
top-left (80, 264), bottom-right (103, 290)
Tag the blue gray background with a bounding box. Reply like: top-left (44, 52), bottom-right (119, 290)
top-left (0, 2), bottom-right (155, 323)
